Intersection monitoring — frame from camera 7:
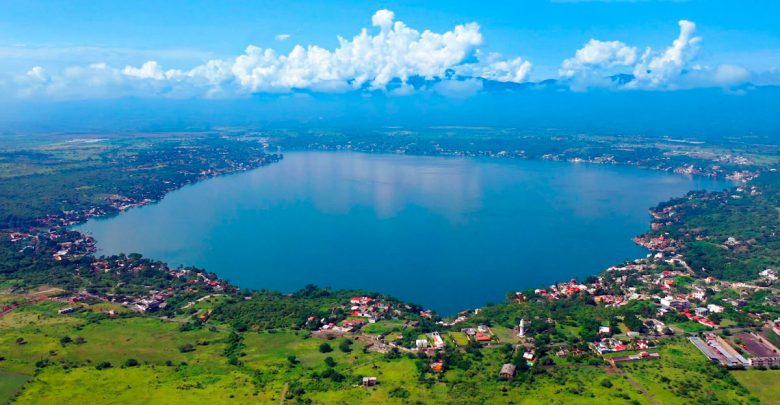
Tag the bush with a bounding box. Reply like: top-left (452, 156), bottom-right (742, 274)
top-left (339, 339), bottom-right (353, 353)
top-left (601, 379), bottom-right (613, 388)
top-left (124, 358), bottom-right (139, 367)
top-left (95, 361), bottom-right (112, 370)
top-left (179, 343), bottom-right (195, 353)
top-left (324, 357), bottom-right (337, 367)
top-left (60, 336), bottom-right (73, 346)
top-left (319, 342), bottom-right (333, 353)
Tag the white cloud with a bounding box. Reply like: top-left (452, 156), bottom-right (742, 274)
top-left (559, 39), bottom-right (637, 78)
top-left (275, 34), bottom-right (291, 41)
top-left (123, 61), bottom-right (167, 80)
top-left (26, 66), bottom-right (49, 82)
top-left (559, 20), bottom-right (710, 89)
top-left (13, 9), bottom-right (530, 99)
top-left (460, 52), bottom-right (532, 83)
top-left (371, 9), bottom-right (395, 30)
top-left (631, 20), bottom-right (701, 88)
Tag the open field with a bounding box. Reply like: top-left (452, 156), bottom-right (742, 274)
top-left (618, 340), bottom-right (755, 404)
top-left (0, 370), bottom-right (29, 405)
top-left (5, 302), bottom-right (759, 404)
top-left (732, 370), bottom-right (780, 404)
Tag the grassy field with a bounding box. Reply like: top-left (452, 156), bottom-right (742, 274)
top-left (618, 340), bottom-right (756, 404)
top-left (0, 370), bottom-right (30, 405)
top-left (732, 370), bottom-right (780, 405)
top-left (0, 301), bottom-right (762, 404)
top-left (360, 320), bottom-right (404, 335)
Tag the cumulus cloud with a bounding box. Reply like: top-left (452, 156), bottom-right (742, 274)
top-left (26, 66), bottom-right (49, 82)
top-left (631, 20), bottom-right (701, 88)
top-left (560, 20), bottom-right (711, 89)
top-left (559, 39), bottom-right (637, 78)
top-left (13, 9), bottom-right (530, 100)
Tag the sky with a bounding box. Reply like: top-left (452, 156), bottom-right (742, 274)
top-left (1, 0), bottom-right (779, 100)
top-left (0, 0), bottom-right (779, 137)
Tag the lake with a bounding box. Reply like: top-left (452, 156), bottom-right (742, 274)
top-left (76, 151), bottom-right (728, 314)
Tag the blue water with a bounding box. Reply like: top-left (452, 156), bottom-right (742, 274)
top-left (76, 151), bottom-right (728, 314)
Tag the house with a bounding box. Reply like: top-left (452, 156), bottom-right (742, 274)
top-left (499, 363), bottom-right (517, 380)
top-left (416, 339), bottom-right (429, 350)
top-left (598, 326), bottom-right (611, 335)
top-left (645, 319), bottom-right (667, 334)
top-left (362, 377), bottom-right (377, 387)
top-left (760, 269), bottom-right (778, 283)
top-left (430, 361), bottom-right (444, 373)
top-left (475, 332), bottom-right (492, 342)
top-left (707, 304), bottom-right (725, 314)
top-left (58, 307), bottom-right (75, 314)
top-left (694, 307), bottom-right (710, 317)
top-left (431, 332), bottom-right (445, 349)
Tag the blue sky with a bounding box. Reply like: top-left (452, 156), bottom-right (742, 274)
top-left (1, 0), bottom-right (779, 100)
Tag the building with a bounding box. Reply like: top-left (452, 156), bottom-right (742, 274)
top-left (689, 334), bottom-right (749, 368)
top-left (707, 304), bottom-right (725, 314)
top-left (735, 333), bottom-right (780, 368)
top-left (415, 339), bottom-right (428, 350)
top-left (694, 307), bottom-right (709, 317)
top-left (499, 363), bottom-right (517, 380)
top-left (362, 377), bottom-right (377, 387)
top-left (431, 332), bottom-right (445, 349)
top-left (517, 318), bottom-right (525, 337)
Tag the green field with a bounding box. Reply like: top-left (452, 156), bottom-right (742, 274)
top-left (0, 370), bottom-right (30, 404)
top-left (732, 370), bottom-right (780, 405)
top-left (5, 302), bottom-right (757, 404)
top-left (618, 340), bottom-right (756, 404)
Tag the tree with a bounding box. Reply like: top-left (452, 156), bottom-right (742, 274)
top-left (324, 356), bottom-right (337, 367)
top-left (124, 358), bottom-right (139, 367)
top-left (319, 342), bottom-right (333, 353)
top-left (339, 339), bottom-right (353, 353)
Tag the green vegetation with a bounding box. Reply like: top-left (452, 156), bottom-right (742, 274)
top-left (732, 370), bottom-right (780, 404)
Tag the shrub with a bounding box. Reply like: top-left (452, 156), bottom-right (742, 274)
top-left (95, 361), bottom-right (112, 370)
top-left (339, 339), bottom-right (353, 353)
top-left (179, 344), bottom-right (195, 353)
top-left (319, 342), bottom-right (333, 353)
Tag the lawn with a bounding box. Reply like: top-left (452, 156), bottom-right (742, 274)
top-left (731, 369), bottom-right (780, 404)
top-left (361, 320), bottom-right (404, 335)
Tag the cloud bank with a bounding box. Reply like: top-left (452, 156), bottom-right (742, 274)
top-left (7, 10), bottom-right (774, 100)
top-left (558, 20), bottom-right (762, 90)
top-left (13, 9), bottom-right (531, 100)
